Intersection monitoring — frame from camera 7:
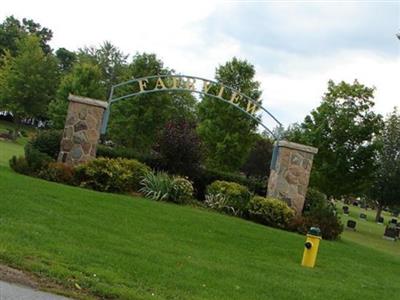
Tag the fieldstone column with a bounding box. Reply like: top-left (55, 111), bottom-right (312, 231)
top-left (58, 94), bottom-right (108, 166)
top-left (267, 140), bottom-right (318, 216)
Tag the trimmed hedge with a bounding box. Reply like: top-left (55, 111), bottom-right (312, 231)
top-left (248, 196), bottom-right (295, 229)
top-left (192, 169), bottom-right (266, 200)
top-left (75, 157), bottom-right (150, 193)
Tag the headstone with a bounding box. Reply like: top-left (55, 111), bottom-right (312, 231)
top-left (383, 224), bottom-right (398, 241)
top-left (359, 213), bottom-right (367, 220)
top-left (347, 220), bottom-right (356, 231)
top-left (343, 206), bottom-right (349, 215)
top-left (390, 218), bottom-right (398, 224)
top-left (267, 141), bottom-right (318, 216)
top-left (377, 216), bottom-right (384, 224)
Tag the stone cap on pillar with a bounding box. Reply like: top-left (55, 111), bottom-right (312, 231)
top-left (68, 94), bottom-right (108, 109)
top-left (276, 140), bottom-right (318, 154)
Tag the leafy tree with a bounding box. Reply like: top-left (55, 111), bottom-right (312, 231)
top-left (241, 135), bottom-right (274, 179)
top-left (197, 57), bottom-right (262, 172)
top-left (78, 41), bottom-right (128, 94)
top-left (155, 120), bottom-right (203, 177)
top-left (55, 47), bottom-right (76, 73)
top-left (0, 35), bottom-right (58, 137)
top-left (0, 16), bottom-right (52, 59)
top-left (370, 108), bottom-right (400, 221)
top-left (290, 80), bottom-right (383, 198)
top-left (48, 62), bottom-right (106, 129)
top-left (108, 53), bottom-right (196, 154)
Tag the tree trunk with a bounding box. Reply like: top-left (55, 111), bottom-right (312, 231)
top-left (375, 204), bottom-right (383, 222)
top-left (12, 115), bottom-right (20, 141)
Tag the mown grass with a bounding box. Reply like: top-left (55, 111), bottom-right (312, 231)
top-left (337, 202), bottom-right (400, 257)
top-left (0, 119), bottom-right (36, 145)
top-left (0, 140), bottom-right (399, 299)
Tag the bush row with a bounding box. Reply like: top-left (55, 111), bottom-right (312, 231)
top-left (203, 181), bottom-right (342, 239)
top-left (97, 144), bottom-right (267, 199)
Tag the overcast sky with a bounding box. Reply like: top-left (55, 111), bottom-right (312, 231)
top-left (1, 0), bottom-right (399, 129)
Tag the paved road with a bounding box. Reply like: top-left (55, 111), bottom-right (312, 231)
top-left (0, 280), bottom-right (71, 300)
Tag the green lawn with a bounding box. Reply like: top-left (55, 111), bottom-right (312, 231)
top-left (338, 203), bottom-right (400, 257)
top-left (0, 119), bottom-right (36, 145)
top-left (0, 140), bottom-right (399, 299)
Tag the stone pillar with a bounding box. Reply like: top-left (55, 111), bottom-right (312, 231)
top-left (58, 94), bottom-right (108, 166)
top-left (267, 140), bottom-right (318, 216)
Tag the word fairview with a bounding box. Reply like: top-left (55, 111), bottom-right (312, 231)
top-left (126, 75), bottom-right (261, 115)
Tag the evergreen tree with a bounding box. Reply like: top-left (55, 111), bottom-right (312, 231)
top-left (197, 57), bottom-right (262, 172)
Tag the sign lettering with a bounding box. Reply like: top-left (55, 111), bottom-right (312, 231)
top-left (132, 75), bottom-right (261, 116)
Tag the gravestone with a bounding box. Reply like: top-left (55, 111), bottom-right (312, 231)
top-left (359, 213), bottom-right (367, 220)
top-left (377, 216), bottom-right (384, 224)
top-left (383, 224), bottom-right (398, 241)
top-left (58, 94), bottom-right (108, 166)
top-left (390, 218), bottom-right (398, 225)
top-left (343, 206), bottom-right (349, 215)
top-left (347, 220), bottom-right (356, 231)
top-left (267, 140), bottom-right (318, 216)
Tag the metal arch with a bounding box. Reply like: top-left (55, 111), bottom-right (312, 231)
top-left (100, 74), bottom-right (283, 139)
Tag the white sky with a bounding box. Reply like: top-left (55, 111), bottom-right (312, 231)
top-left (1, 0), bottom-right (400, 128)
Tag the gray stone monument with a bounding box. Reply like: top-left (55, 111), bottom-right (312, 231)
top-left (267, 140), bottom-right (318, 216)
top-left (58, 94), bottom-right (108, 166)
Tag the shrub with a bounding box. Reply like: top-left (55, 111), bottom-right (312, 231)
top-left (192, 168), bottom-right (266, 200)
top-left (97, 145), bottom-right (138, 160)
top-left (140, 172), bottom-right (194, 204)
top-left (140, 172), bottom-right (173, 201)
top-left (29, 130), bottom-right (62, 159)
top-left (9, 156), bottom-right (31, 175)
top-left (205, 181), bottom-right (251, 216)
top-left (38, 162), bottom-right (75, 184)
top-left (204, 193), bottom-right (241, 216)
top-left (24, 144), bottom-right (53, 172)
top-left (289, 187), bottom-right (343, 240)
top-left (302, 187), bottom-right (328, 213)
top-left (97, 145), bottom-right (164, 171)
top-left (289, 211), bottom-right (343, 240)
top-left (155, 120), bottom-right (203, 177)
top-left (248, 196), bottom-right (295, 229)
top-left (170, 177), bottom-right (194, 204)
top-left (75, 157), bottom-right (150, 193)
top-left (241, 137), bottom-right (274, 179)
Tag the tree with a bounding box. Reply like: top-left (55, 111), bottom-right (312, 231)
top-left (370, 108), bottom-right (400, 221)
top-left (47, 62), bottom-right (106, 129)
top-left (290, 80), bottom-right (383, 198)
top-left (155, 120), bottom-right (203, 177)
top-left (241, 135), bottom-right (274, 179)
top-left (108, 53), bottom-right (196, 154)
top-left (55, 48), bottom-right (76, 74)
top-left (0, 16), bottom-right (52, 59)
top-left (0, 35), bottom-right (58, 137)
top-left (197, 57), bottom-right (262, 172)
top-left (78, 41), bottom-right (128, 94)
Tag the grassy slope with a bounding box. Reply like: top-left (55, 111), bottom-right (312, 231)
top-left (0, 139), bottom-right (400, 299)
top-left (338, 203), bottom-right (400, 257)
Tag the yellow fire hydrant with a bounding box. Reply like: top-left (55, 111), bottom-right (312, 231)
top-left (301, 227), bottom-right (322, 268)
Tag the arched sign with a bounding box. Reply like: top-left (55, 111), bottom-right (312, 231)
top-left (100, 74), bottom-right (282, 138)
